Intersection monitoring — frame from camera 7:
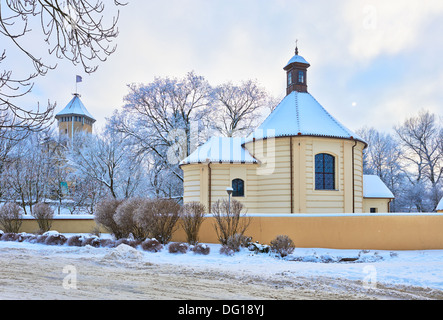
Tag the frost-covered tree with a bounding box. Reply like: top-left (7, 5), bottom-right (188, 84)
top-left (67, 129), bottom-right (146, 200)
top-left (394, 110), bottom-right (443, 211)
top-left (210, 79), bottom-right (270, 137)
top-left (0, 0), bottom-right (125, 138)
top-left (357, 126), bottom-right (407, 211)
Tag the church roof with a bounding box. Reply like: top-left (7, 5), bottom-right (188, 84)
top-left (245, 91), bottom-right (366, 145)
top-left (284, 53), bottom-right (310, 69)
top-left (180, 136), bottom-right (258, 165)
top-left (55, 94), bottom-right (96, 121)
top-left (363, 175), bottom-right (395, 199)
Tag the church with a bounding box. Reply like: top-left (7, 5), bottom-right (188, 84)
top-left (180, 47), bottom-right (394, 214)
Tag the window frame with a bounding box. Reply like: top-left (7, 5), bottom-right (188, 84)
top-left (314, 153), bottom-right (336, 190)
top-left (232, 178), bottom-right (245, 197)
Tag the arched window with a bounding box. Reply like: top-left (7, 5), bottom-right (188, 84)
top-left (315, 153), bottom-right (335, 190)
top-left (232, 178), bottom-right (244, 197)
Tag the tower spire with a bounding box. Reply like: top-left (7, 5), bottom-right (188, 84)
top-left (295, 39), bottom-right (299, 55)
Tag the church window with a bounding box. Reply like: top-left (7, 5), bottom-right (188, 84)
top-left (287, 71), bottom-right (292, 85)
top-left (298, 70), bottom-right (305, 83)
top-left (232, 178), bottom-right (244, 197)
top-left (315, 153), bottom-right (335, 190)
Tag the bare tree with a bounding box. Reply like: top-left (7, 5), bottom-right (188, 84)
top-left (210, 79), bottom-right (270, 137)
top-left (0, 0), bottom-right (125, 136)
top-left (394, 110), bottom-right (443, 211)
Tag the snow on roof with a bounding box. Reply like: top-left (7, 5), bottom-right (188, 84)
top-left (55, 94), bottom-right (96, 121)
top-left (284, 54), bottom-right (310, 68)
top-left (437, 197), bottom-right (443, 211)
top-left (363, 175), bottom-right (394, 199)
top-left (245, 91), bottom-right (366, 144)
top-left (180, 136), bottom-right (258, 165)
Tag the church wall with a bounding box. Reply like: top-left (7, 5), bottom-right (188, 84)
top-left (58, 120), bottom-right (93, 139)
top-left (182, 136), bottom-right (366, 214)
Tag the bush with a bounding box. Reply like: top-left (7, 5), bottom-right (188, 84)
top-left (82, 236), bottom-right (101, 247)
top-left (248, 241), bottom-right (270, 254)
top-left (0, 232), bottom-right (18, 241)
top-left (114, 238), bottom-right (141, 248)
top-left (141, 238), bottom-right (163, 252)
top-left (135, 198), bottom-right (181, 244)
top-left (168, 242), bottom-right (188, 254)
top-left (225, 233), bottom-right (251, 252)
top-left (114, 198), bottom-right (149, 241)
top-left (32, 203), bottom-right (54, 234)
top-left (44, 232), bottom-right (67, 246)
top-left (270, 235), bottom-right (295, 258)
top-left (67, 235), bottom-right (85, 246)
top-left (99, 238), bottom-right (115, 248)
top-left (211, 199), bottom-right (251, 245)
top-left (0, 202), bottom-right (23, 233)
top-left (191, 243), bottom-right (210, 255)
top-left (180, 202), bottom-right (206, 245)
top-left (94, 198), bottom-right (126, 239)
top-left (219, 245), bottom-right (235, 256)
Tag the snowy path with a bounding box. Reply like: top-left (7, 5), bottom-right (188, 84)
top-left (1, 241), bottom-right (443, 300)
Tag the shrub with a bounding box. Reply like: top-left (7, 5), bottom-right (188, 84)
top-left (99, 238), bottom-right (115, 248)
top-left (36, 234), bottom-right (48, 244)
top-left (0, 230), bottom-right (3, 239)
top-left (82, 236), bottom-right (101, 247)
top-left (180, 202), bottom-right (206, 245)
top-left (219, 245), bottom-right (235, 256)
top-left (141, 238), bottom-right (163, 252)
top-left (67, 235), bottom-right (85, 246)
top-left (44, 232), bottom-right (67, 246)
top-left (135, 198), bottom-right (181, 244)
top-left (0, 202), bottom-right (23, 233)
top-left (168, 242), bottom-right (188, 254)
top-left (94, 198), bottom-right (126, 239)
top-left (191, 243), bottom-right (210, 255)
top-left (248, 241), bottom-right (270, 254)
top-left (211, 199), bottom-right (251, 245)
top-left (114, 198), bottom-right (148, 241)
top-left (32, 203), bottom-right (54, 234)
top-left (1, 232), bottom-right (18, 241)
top-left (270, 235), bottom-right (295, 258)
top-left (114, 238), bottom-right (141, 248)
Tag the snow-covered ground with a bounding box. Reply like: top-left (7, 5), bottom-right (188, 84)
top-left (1, 232), bottom-right (443, 299)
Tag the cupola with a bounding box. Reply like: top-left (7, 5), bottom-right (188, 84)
top-left (283, 45), bottom-right (310, 94)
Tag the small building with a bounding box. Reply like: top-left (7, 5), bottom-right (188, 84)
top-left (55, 93), bottom-right (96, 138)
top-left (180, 47), bottom-right (394, 214)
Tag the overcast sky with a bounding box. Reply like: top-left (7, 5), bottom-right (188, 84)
top-left (7, 0), bottom-right (443, 134)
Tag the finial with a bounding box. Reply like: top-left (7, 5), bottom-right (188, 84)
top-left (295, 39), bottom-right (299, 55)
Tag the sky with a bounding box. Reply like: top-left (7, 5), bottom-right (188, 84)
top-left (5, 0), bottom-right (443, 135)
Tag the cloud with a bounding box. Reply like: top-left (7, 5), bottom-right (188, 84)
top-left (343, 0), bottom-right (443, 61)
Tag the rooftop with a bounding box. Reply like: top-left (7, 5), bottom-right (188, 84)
top-left (245, 91), bottom-right (366, 144)
top-left (180, 136), bottom-right (258, 165)
top-left (55, 94), bottom-right (96, 121)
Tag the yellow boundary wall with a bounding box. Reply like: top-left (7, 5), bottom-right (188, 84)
top-left (15, 213), bottom-right (443, 250)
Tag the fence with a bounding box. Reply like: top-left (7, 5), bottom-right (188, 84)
top-left (14, 213), bottom-right (443, 250)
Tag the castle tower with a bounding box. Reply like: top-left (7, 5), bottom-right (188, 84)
top-left (55, 93), bottom-right (96, 139)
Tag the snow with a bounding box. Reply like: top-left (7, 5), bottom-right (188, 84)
top-left (2, 233), bottom-right (443, 294)
top-left (284, 53), bottom-right (310, 68)
top-left (363, 175), bottom-right (395, 199)
top-left (245, 91), bottom-right (366, 144)
top-left (180, 136), bottom-right (258, 165)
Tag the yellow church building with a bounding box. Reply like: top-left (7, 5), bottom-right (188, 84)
top-left (180, 47), bottom-right (394, 214)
